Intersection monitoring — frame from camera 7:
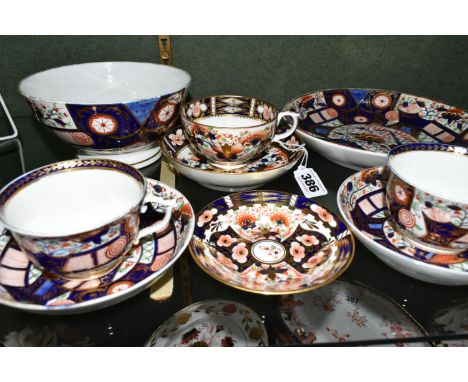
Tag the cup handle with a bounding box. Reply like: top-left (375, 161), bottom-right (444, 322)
top-left (273, 111), bottom-right (300, 141)
top-left (133, 194), bottom-right (178, 245)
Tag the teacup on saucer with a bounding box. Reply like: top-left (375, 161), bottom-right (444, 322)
top-left (337, 167), bottom-right (468, 285)
top-left (385, 143), bottom-right (468, 254)
top-left (161, 125), bottom-right (304, 192)
top-left (0, 178), bottom-right (195, 314)
top-left (0, 159), bottom-right (178, 280)
top-left (181, 95), bottom-right (299, 169)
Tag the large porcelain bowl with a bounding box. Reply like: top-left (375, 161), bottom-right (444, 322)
top-left (283, 88), bottom-right (468, 170)
top-left (19, 62), bottom-right (191, 151)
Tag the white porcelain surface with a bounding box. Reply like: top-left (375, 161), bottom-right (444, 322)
top-left (77, 145), bottom-right (162, 169)
top-left (19, 62), bottom-right (191, 104)
top-left (296, 129), bottom-right (386, 170)
top-left (389, 150), bottom-right (468, 203)
top-left (2, 169), bottom-right (143, 236)
top-left (196, 115), bottom-right (264, 128)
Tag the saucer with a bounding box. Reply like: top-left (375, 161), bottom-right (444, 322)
top-left (0, 178), bottom-right (195, 314)
top-left (337, 167), bottom-right (468, 285)
top-left (279, 279), bottom-right (429, 346)
top-left (283, 89), bottom-right (467, 170)
top-left (190, 190), bottom-right (355, 295)
top-left (145, 299), bottom-right (268, 346)
top-left (161, 125), bottom-right (304, 192)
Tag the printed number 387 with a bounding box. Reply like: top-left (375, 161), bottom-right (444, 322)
top-left (301, 173), bottom-right (319, 192)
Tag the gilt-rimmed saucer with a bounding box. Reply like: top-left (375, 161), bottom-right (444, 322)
top-left (190, 190), bottom-right (355, 295)
top-left (283, 88), bottom-right (467, 170)
top-left (337, 167), bottom-right (468, 285)
top-left (161, 125), bottom-right (304, 192)
top-left (279, 279), bottom-right (429, 346)
top-left (145, 299), bottom-right (268, 347)
top-left (0, 178), bottom-right (195, 314)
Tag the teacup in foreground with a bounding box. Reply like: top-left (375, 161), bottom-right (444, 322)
top-left (0, 159), bottom-right (177, 280)
top-left (385, 143), bottom-right (468, 254)
top-left (181, 95), bottom-right (299, 169)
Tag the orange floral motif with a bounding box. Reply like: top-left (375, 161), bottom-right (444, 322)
top-left (197, 208), bottom-right (217, 227)
top-left (212, 143), bottom-right (244, 159)
top-left (217, 235), bottom-right (235, 247)
top-left (241, 131), bottom-right (268, 146)
top-left (236, 212), bottom-right (256, 230)
top-left (290, 242), bottom-right (305, 262)
top-left (311, 204), bottom-right (337, 227)
top-left (297, 234), bottom-right (319, 247)
top-left (385, 110), bottom-right (399, 122)
top-left (270, 211), bottom-right (290, 226)
top-left (232, 243), bottom-right (249, 263)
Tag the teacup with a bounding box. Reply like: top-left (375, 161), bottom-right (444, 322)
top-left (385, 143), bottom-right (468, 254)
top-left (180, 95), bottom-right (299, 169)
top-left (0, 159), bottom-right (177, 280)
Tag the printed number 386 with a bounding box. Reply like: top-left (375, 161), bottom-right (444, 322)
top-left (301, 173), bottom-right (319, 192)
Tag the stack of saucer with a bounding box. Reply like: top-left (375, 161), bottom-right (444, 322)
top-left (162, 95), bottom-right (304, 191)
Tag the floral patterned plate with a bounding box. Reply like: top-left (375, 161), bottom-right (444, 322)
top-left (337, 167), bottom-right (468, 285)
top-left (0, 178), bottom-right (195, 314)
top-left (145, 299), bottom-right (268, 346)
top-left (283, 89), bottom-right (467, 170)
top-left (190, 191), bottom-right (355, 295)
top-left (279, 279), bottom-right (429, 346)
top-left (161, 125), bottom-right (304, 191)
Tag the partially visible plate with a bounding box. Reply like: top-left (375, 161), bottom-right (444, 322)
top-left (145, 299), bottom-right (268, 347)
top-left (283, 88), bottom-right (467, 169)
top-left (0, 178), bottom-right (194, 314)
top-left (279, 279), bottom-right (430, 346)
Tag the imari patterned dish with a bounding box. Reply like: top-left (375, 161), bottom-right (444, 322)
top-left (337, 167), bottom-right (468, 285)
top-left (0, 159), bottom-right (178, 280)
top-left (145, 299), bottom-right (268, 347)
top-left (19, 62), bottom-right (191, 168)
top-left (0, 178), bottom-right (195, 314)
top-left (190, 191), bottom-right (354, 295)
top-left (283, 89), bottom-right (468, 170)
top-left (385, 143), bottom-right (468, 254)
top-left (279, 280), bottom-right (429, 346)
top-left (429, 301), bottom-right (468, 346)
top-left (161, 125), bottom-right (304, 191)
top-left (181, 95), bottom-right (299, 169)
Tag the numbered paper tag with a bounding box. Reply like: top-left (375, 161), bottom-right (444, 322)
top-left (294, 166), bottom-right (328, 198)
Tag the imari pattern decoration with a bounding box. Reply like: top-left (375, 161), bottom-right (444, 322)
top-left (279, 280), bottom-right (429, 346)
top-left (386, 143), bottom-right (468, 253)
top-left (26, 89), bottom-right (187, 150)
top-left (0, 178), bottom-right (195, 313)
top-left (145, 300), bottom-right (268, 347)
top-left (190, 191), bottom-right (354, 295)
top-left (284, 89), bottom-right (468, 153)
top-left (339, 167), bottom-right (468, 272)
top-left (162, 125), bottom-right (304, 174)
top-left (181, 95), bottom-right (280, 166)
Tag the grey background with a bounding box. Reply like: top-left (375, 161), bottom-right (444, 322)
top-left (1, 35), bottom-right (467, 117)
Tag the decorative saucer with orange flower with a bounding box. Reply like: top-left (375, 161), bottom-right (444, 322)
top-left (0, 178), bottom-right (195, 314)
top-left (161, 125), bottom-right (304, 192)
top-left (145, 299), bottom-right (268, 347)
top-left (337, 167), bottom-right (468, 285)
top-left (283, 89), bottom-right (467, 170)
top-left (190, 190), bottom-right (355, 295)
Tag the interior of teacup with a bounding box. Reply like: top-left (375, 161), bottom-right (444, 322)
top-left (388, 143), bottom-right (468, 203)
top-left (182, 95), bottom-right (278, 128)
top-left (0, 159), bottom-right (146, 237)
top-left (19, 62), bottom-right (191, 104)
